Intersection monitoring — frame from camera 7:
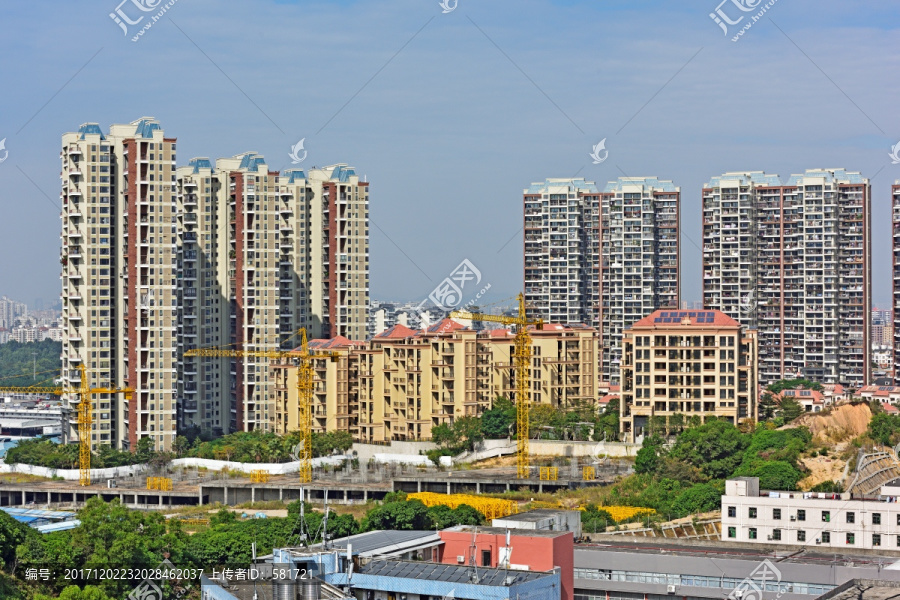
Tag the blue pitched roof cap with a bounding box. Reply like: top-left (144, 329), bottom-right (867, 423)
top-left (282, 169), bottom-right (307, 183)
top-left (78, 123), bottom-right (105, 140)
top-left (134, 119), bottom-right (161, 138)
top-left (330, 165), bottom-right (356, 182)
top-left (189, 157), bottom-right (212, 173)
top-left (239, 153), bottom-right (267, 171)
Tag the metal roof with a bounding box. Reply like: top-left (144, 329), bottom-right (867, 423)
top-left (0, 418), bottom-right (58, 429)
top-left (317, 530), bottom-right (440, 556)
top-left (493, 508), bottom-right (578, 522)
top-left (35, 520), bottom-right (81, 534)
top-left (360, 560), bottom-right (550, 586)
top-left (1, 507), bottom-right (77, 520)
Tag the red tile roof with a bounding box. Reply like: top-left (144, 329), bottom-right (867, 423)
top-left (631, 309), bottom-right (740, 328)
top-left (307, 336), bottom-right (365, 349)
top-left (856, 385), bottom-right (900, 396)
top-left (420, 318), bottom-right (466, 336)
top-left (374, 324), bottom-right (419, 339)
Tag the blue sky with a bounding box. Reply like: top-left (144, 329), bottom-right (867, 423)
top-left (0, 0), bottom-right (898, 311)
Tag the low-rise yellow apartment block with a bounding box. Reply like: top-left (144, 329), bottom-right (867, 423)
top-left (273, 319), bottom-right (599, 442)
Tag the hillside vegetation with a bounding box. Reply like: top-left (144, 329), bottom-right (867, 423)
top-left (0, 340), bottom-right (62, 388)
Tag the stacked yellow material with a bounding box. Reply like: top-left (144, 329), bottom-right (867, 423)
top-left (408, 492), bottom-right (519, 520)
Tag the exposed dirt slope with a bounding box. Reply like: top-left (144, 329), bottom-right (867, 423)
top-left (789, 402), bottom-right (871, 443)
top-left (788, 403), bottom-right (872, 490)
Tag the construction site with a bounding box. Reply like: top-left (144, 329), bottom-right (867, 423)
top-left (0, 454), bottom-right (629, 510)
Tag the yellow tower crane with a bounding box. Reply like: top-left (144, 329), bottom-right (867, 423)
top-left (0, 364), bottom-right (133, 486)
top-left (184, 328), bottom-right (337, 483)
top-left (451, 293), bottom-right (542, 479)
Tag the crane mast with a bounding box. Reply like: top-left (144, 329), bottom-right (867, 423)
top-left (0, 364), bottom-right (132, 486)
top-left (184, 328), bottom-right (336, 483)
top-left (451, 293), bottom-right (542, 479)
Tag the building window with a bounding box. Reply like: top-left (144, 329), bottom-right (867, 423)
top-left (873, 513), bottom-right (881, 525)
top-left (749, 507), bottom-right (757, 519)
top-left (822, 511), bottom-right (830, 522)
top-left (749, 528), bottom-right (757, 540)
top-left (728, 527), bottom-right (736, 538)
top-left (846, 512), bottom-right (855, 524)
top-left (822, 532), bottom-right (830, 543)
top-left (797, 530), bottom-right (806, 542)
top-left (846, 533), bottom-right (855, 545)
top-left (773, 508), bottom-right (781, 520)
top-left (873, 534), bottom-right (881, 547)
top-left (772, 529), bottom-right (781, 541)
top-left (797, 510), bottom-right (806, 522)
top-left (728, 506), bottom-right (736, 518)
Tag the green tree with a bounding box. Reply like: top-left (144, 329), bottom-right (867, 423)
top-left (529, 404), bottom-right (562, 439)
top-left (451, 505), bottom-right (484, 526)
top-left (593, 406), bottom-right (620, 441)
top-left (669, 420), bottom-right (749, 480)
top-left (740, 460), bottom-right (803, 491)
top-left (779, 397), bottom-right (804, 423)
top-left (0, 510), bottom-right (34, 567)
top-left (324, 512), bottom-right (360, 539)
top-left (655, 457), bottom-right (707, 484)
top-left (431, 417), bottom-right (484, 453)
top-left (134, 436), bottom-right (156, 462)
top-left (634, 434), bottom-right (664, 475)
top-left (34, 585), bottom-right (114, 600)
top-left (810, 480), bottom-right (843, 493)
top-left (868, 412), bottom-right (899, 446)
top-left (426, 505), bottom-right (457, 529)
top-left (0, 339), bottom-right (62, 387)
top-left (767, 379), bottom-right (823, 394)
top-left (581, 504), bottom-right (615, 533)
top-left (16, 531), bottom-right (78, 591)
top-left (758, 392), bottom-right (778, 421)
top-left (69, 498), bottom-right (179, 597)
top-left (481, 397), bottom-right (516, 439)
top-left (363, 500), bottom-right (430, 531)
top-left (670, 483), bottom-right (722, 518)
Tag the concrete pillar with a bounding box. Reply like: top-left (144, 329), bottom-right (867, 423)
top-left (344, 490), bottom-right (348, 502)
top-left (476, 482), bottom-right (481, 494)
top-left (279, 487), bottom-right (283, 501)
top-left (539, 482), bottom-right (543, 493)
top-left (120, 494), bottom-right (124, 504)
top-left (21, 491), bottom-right (25, 505)
top-left (223, 487), bottom-right (228, 505)
top-left (251, 487), bottom-right (256, 504)
top-left (446, 481), bottom-right (451, 494)
top-left (506, 483), bottom-right (511, 491)
top-left (363, 490), bottom-right (368, 502)
top-left (159, 495), bottom-right (163, 507)
top-left (417, 480), bottom-right (422, 492)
